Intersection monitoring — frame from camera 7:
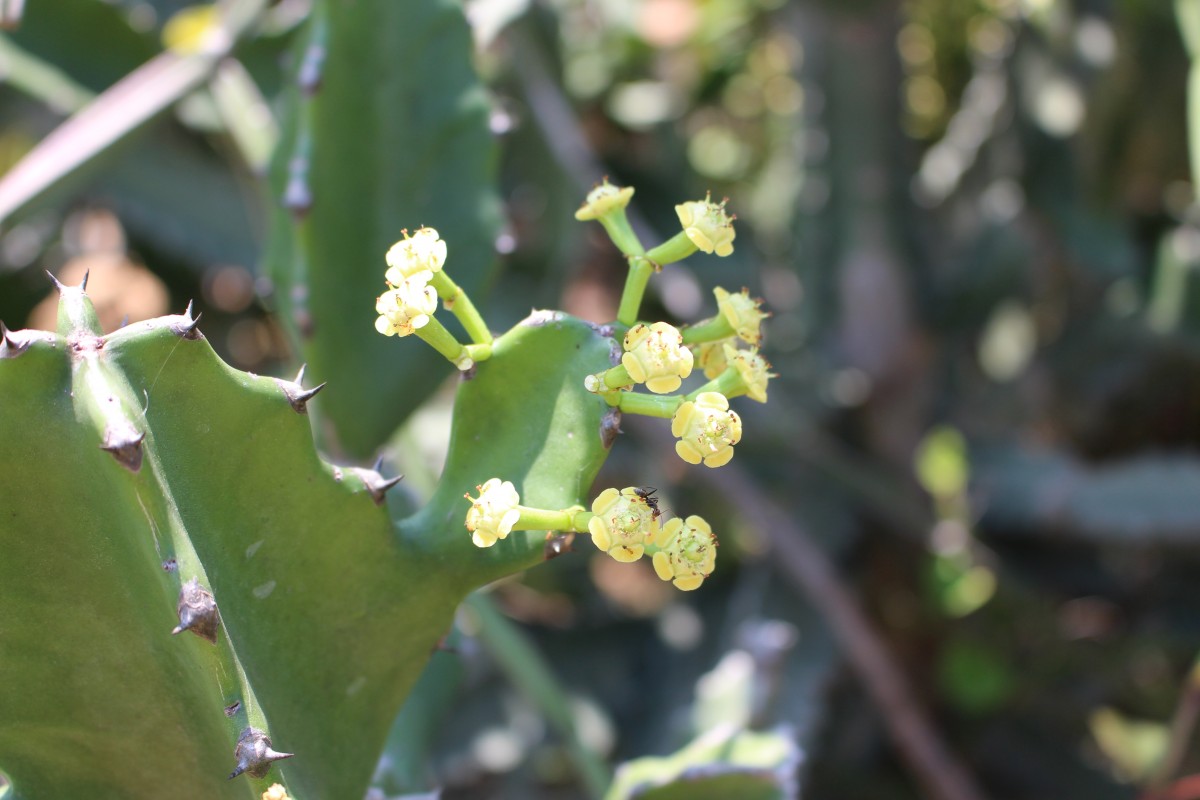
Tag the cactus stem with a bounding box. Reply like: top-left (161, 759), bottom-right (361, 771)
top-left (99, 427), bottom-right (145, 472)
top-left (171, 577), bottom-right (220, 644)
top-left (228, 727), bottom-right (293, 780)
top-left (279, 380), bottom-right (326, 413)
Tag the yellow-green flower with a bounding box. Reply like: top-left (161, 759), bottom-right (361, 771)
top-left (714, 286), bottom-right (768, 345)
top-left (724, 343), bottom-right (773, 403)
top-left (262, 785), bottom-right (292, 800)
top-left (652, 515), bottom-right (717, 591)
top-left (464, 478), bottom-right (521, 548)
top-left (671, 392), bottom-right (742, 468)
top-left (622, 321), bottom-right (694, 394)
top-left (385, 227), bottom-right (447, 284)
top-left (674, 194), bottom-right (736, 257)
top-left (587, 487), bottom-right (661, 562)
top-left (575, 180), bottom-right (634, 221)
top-left (695, 339), bottom-right (735, 380)
top-left (374, 273), bottom-right (438, 337)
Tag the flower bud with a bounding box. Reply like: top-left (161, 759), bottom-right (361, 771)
top-left (674, 194), bottom-right (736, 257)
top-left (724, 343), bottom-right (773, 403)
top-left (714, 286), bottom-right (768, 346)
top-left (465, 478), bottom-right (521, 548)
top-left (374, 273), bottom-right (438, 337)
top-left (575, 181), bottom-right (634, 222)
top-left (385, 227), bottom-right (447, 284)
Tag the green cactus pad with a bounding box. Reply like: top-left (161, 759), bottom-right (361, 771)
top-left (0, 287), bottom-right (617, 799)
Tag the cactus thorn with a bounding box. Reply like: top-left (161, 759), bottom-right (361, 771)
top-left (171, 577), bottom-right (220, 644)
top-left (119, 314), bottom-right (129, 329)
top-left (294, 363), bottom-right (307, 385)
top-left (0, 321), bottom-right (31, 358)
top-left (279, 380), bottom-right (326, 414)
top-left (80, 269), bottom-right (90, 291)
top-left (100, 427), bottom-right (145, 472)
top-left (228, 727), bottom-right (293, 780)
top-left (170, 304), bottom-right (203, 339)
top-left (545, 531), bottom-right (575, 560)
top-left (372, 454), bottom-right (385, 472)
top-left (351, 465), bottom-right (403, 506)
top-left (45, 270), bottom-right (65, 291)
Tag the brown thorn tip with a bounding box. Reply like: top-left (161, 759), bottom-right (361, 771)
top-left (80, 269), bottom-right (90, 291)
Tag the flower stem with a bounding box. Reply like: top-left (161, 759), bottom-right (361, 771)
top-left (618, 391), bottom-right (683, 419)
top-left (687, 369), bottom-right (742, 401)
top-left (414, 317), bottom-right (471, 369)
top-left (514, 505), bottom-right (588, 533)
top-left (645, 230), bottom-right (698, 266)
top-left (599, 210), bottom-right (645, 259)
top-left (681, 314), bottom-right (734, 345)
top-left (431, 271), bottom-right (492, 345)
top-left (617, 257), bottom-right (656, 327)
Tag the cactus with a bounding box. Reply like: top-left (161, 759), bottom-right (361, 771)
top-left (0, 276), bottom-right (617, 799)
top-left (0, 4), bottom-right (775, 797)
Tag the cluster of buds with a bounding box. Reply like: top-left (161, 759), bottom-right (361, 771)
top-left (577, 182), bottom-right (773, 472)
top-left (373, 227), bottom-right (494, 370)
top-left (463, 479), bottom-right (719, 591)
top-left (377, 182), bottom-right (776, 592)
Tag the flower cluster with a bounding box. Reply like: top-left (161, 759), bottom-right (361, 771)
top-left (370, 182), bottom-right (777, 595)
top-left (462, 481), bottom-right (719, 591)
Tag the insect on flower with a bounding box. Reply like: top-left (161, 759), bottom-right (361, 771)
top-left (633, 486), bottom-right (661, 521)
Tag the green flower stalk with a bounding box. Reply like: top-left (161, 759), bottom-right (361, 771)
top-left (682, 287), bottom-right (770, 347)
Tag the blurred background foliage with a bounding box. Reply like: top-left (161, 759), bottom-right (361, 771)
top-left (3, 0), bottom-right (1200, 797)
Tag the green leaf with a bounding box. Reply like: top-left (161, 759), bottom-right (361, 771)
top-left (266, 0), bottom-right (503, 456)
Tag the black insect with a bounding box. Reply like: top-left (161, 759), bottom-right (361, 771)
top-left (634, 486), bottom-right (661, 521)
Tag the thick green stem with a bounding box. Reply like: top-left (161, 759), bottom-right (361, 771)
top-left (644, 230), bottom-right (699, 266)
top-left (431, 270), bottom-right (492, 345)
top-left (618, 391), bottom-right (683, 419)
top-left (514, 505), bottom-right (587, 532)
top-left (617, 257), bottom-right (656, 327)
top-left (598, 209), bottom-right (645, 259)
top-left (687, 368), bottom-right (744, 401)
top-left (681, 314), bottom-right (734, 345)
top-left (414, 316), bottom-right (490, 370)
